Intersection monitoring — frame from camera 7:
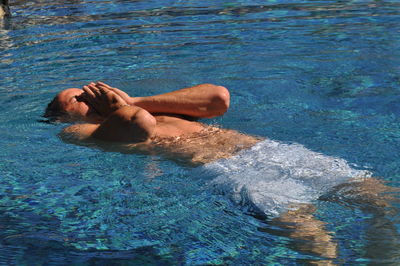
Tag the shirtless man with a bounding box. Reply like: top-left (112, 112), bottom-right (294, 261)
top-left (45, 82), bottom-right (259, 164)
top-left (45, 82), bottom-right (398, 263)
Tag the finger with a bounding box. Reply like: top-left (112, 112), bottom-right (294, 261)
top-left (83, 85), bottom-right (96, 98)
top-left (82, 86), bottom-right (100, 110)
top-left (110, 86), bottom-right (129, 97)
top-left (75, 93), bottom-right (86, 102)
top-left (96, 82), bottom-right (117, 91)
top-left (89, 82), bottom-right (97, 87)
top-left (96, 81), bottom-right (113, 89)
top-left (95, 83), bottom-right (110, 92)
top-left (98, 83), bottom-right (131, 100)
top-left (88, 84), bottom-right (101, 97)
top-left (96, 84), bottom-right (118, 98)
top-left (98, 85), bottom-right (112, 96)
top-left (94, 83), bottom-right (113, 95)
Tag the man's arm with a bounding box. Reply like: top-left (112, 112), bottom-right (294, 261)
top-left (62, 85), bottom-right (156, 143)
top-left (95, 82), bottom-right (230, 118)
top-left (60, 105), bottom-right (156, 143)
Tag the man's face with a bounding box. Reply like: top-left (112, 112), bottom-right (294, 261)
top-left (55, 88), bottom-right (99, 121)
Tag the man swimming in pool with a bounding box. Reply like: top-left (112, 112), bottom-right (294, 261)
top-left (45, 81), bottom-right (399, 263)
top-left (45, 81), bottom-right (260, 164)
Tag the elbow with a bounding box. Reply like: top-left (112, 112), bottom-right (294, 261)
top-left (217, 85), bottom-right (230, 112)
top-left (132, 109), bottom-right (156, 141)
top-left (108, 106), bottom-right (156, 143)
top-left (210, 85), bottom-right (230, 117)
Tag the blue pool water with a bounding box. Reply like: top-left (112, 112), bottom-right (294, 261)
top-left (1, 0), bottom-right (400, 264)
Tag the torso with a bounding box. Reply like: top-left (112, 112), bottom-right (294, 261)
top-left (153, 115), bottom-right (205, 138)
top-left (132, 115), bottom-right (262, 165)
top-left (61, 115), bottom-right (262, 165)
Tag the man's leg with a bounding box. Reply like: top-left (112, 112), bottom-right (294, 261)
top-left (261, 204), bottom-right (338, 264)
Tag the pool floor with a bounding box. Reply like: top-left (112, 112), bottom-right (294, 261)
top-left (1, 0), bottom-right (400, 264)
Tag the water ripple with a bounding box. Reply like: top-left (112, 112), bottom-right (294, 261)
top-left (1, 0), bottom-right (400, 264)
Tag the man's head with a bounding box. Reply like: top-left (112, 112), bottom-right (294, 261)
top-left (44, 88), bottom-right (99, 122)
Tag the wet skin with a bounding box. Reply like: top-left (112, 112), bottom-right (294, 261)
top-left (52, 82), bottom-right (400, 263)
top-left (52, 82), bottom-right (233, 144)
top-left (52, 88), bottom-right (102, 122)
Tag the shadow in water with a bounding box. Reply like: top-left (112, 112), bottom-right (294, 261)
top-left (0, 221), bottom-right (176, 265)
top-left (0, 200), bottom-right (176, 264)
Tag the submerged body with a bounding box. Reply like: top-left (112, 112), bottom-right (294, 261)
top-left (48, 81), bottom-right (398, 263)
top-left (149, 124), bottom-right (261, 165)
top-left (62, 118), bottom-right (261, 165)
top-left (52, 82), bottom-right (260, 165)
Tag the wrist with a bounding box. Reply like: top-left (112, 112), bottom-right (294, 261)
top-left (130, 96), bottom-right (143, 106)
top-left (117, 103), bottom-right (130, 109)
top-left (112, 103), bottom-right (131, 113)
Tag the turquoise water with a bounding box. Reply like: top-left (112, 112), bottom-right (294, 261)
top-left (1, 0), bottom-right (400, 264)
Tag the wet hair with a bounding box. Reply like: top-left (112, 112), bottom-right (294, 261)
top-left (43, 96), bottom-right (66, 121)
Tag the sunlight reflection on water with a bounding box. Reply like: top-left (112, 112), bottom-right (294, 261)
top-left (1, 0), bottom-right (400, 264)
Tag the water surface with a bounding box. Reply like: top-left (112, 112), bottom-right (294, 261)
top-left (1, 0), bottom-right (400, 264)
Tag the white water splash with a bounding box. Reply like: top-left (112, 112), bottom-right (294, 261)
top-left (196, 139), bottom-right (372, 216)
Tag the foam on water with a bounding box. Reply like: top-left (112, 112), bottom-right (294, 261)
top-left (197, 139), bottom-right (372, 216)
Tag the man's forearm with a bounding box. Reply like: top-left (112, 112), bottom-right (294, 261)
top-left (130, 84), bottom-right (230, 118)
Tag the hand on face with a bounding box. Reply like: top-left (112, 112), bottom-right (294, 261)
top-left (82, 82), bottom-right (128, 117)
top-left (95, 82), bottom-right (133, 105)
